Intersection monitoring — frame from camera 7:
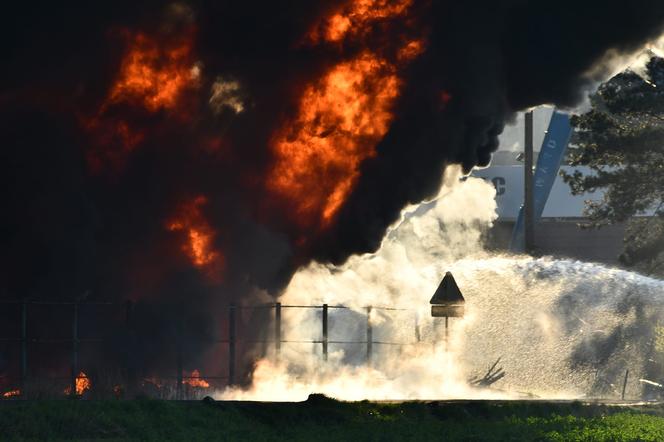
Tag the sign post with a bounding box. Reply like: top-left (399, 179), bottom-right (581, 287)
top-left (430, 272), bottom-right (465, 351)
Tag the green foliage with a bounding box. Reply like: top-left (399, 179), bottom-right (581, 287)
top-left (563, 55), bottom-right (664, 272)
top-left (2, 398), bottom-right (664, 441)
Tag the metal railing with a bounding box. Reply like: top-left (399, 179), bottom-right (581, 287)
top-left (0, 299), bottom-right (420, 399)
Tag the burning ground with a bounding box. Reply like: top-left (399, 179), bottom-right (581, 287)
top-left (3, 1), bottom-right (664, 391)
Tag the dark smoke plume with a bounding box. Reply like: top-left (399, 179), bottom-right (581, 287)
top-left (315, 1), bottom-right (664, 262)
top-left (2, 1), bottom-right (664, 385)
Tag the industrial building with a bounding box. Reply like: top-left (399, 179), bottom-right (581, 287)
top-left (473, 107), bottom-right (625, 265)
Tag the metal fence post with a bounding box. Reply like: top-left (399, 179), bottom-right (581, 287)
top-left (125, 300), bottom-right (135, 398)
top-left (176, 331), bottom-right (183, 400)
top-left (366, 306), bottom-right (372, 364)
top-left (622, 369), bottom-right (629, 400)
top-left (445, 316), bottom-right (449, 352)
top-left (274, 302), bottom-right (281, 359)
top-left (125, 300), bottom-right (133, 326)
top-left (229, 304), bottom-right (236, 385)
top-left (322, 304), bottom-right (328, 361)
top-left (70, 302), bottom-right (79, 396)
top-left (20, 299), bottom-right (28, 391)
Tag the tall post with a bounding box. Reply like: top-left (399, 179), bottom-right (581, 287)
top-left (71, 302), bottom-right (79, 396)
top-left (20, 299), bottom-right (27, 391)
top-left (274, 302), bottom-right (281, 359)
top-left (322, 304), bottom-right (328, 361)
top-left (125, 300), bottom-right (135, 398)
top-left (414, 311), bottom-right (421, 343)
top-left (228, 304), bottom-right (236, 385)
top-left (622, 369), bottom-right (629, 400)
top-left (524, 110), bottom-right (535, 254)
top-left (176, 329), bottom-right (183, 400)
top-left (431, 318), bottom-right (437, 352)
top-left (125, 300), bottom-right (134, 326)
top-left (366, 306), bottom-right (372, 364)
top-left (444, 316), bottom-right (449, 352)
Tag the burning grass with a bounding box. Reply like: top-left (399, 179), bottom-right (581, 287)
top-left (1, 397), bottom-right (664, 441)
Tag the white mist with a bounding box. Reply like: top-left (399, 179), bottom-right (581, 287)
top-left (218, 167), bottom-right (664, 401)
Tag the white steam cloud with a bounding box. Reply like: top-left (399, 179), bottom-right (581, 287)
top-left (217, 166), bottom-right (664, 402)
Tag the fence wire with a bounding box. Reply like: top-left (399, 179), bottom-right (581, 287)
top-left (0, 300), bottom-right (427, 399)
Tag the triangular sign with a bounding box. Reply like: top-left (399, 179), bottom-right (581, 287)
top-left (430, 272), bottom-right (465, 304)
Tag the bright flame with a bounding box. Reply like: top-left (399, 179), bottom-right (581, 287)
top-left (268, 52), bottom-right (400, 229)
top-left (108, 31), bottom-right (199, 112)
top-left (65, 371), bottom-right (91, 395)
top-left (310, 0), bottom-right (413, 43)
top-left (269, 0), bottom-right (424, 232)
top-left (167, 196), bottom-right (224, 279)
top-left (84, 28), bottom-right (199, 172)
top-left (2, 390), bottom-right (20, 398)
top-left (183, 369), bottom-right (210, 388)
top-left (397, 39), bottom-right (425, 62)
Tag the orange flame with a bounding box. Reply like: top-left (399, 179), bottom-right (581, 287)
top-left (183, 369), bottom-right (210, 388)
top-left (397, 39), bottom-right (425, 62)
top-left (2, 389), bottom-right (20, 398)
top-left (85, 28), bottom-right (198, 172)
top-left (310, 0), bottom-right (413, 43)
top-left (167, 196), bottom-right (224, 280)
top-left (268, 0), bottom-right (425, 233)
top-left (268, 52), bottom-right (400, 229)
top-left (108, 31), bottom-right (199, 112)
top-left (64, 371), bottom-right (91, 395)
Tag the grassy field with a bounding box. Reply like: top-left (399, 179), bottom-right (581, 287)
top-left (2, 395), bottom-right (664, 441)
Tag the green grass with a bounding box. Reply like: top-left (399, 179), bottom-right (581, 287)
top-left (2, 396), bottom-right (664, 441)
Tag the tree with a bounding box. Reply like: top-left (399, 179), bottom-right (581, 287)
top-left (564, 54), bottom-right (664, 275)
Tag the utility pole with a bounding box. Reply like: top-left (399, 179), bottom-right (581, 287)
top-left (524, 110), bottom-right (535, 254)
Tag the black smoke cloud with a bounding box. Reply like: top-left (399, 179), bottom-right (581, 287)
top-left (1, 0), bottom-right (664, 386)
top-left (315, 0), bottom-right (664, 263)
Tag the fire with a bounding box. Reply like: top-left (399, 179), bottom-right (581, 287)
top-left (183, 370), bottom-right (210, 388)
top-left (85, 28), bottom-right (199, 172)
top-left (64, 371), bottom-right (91, 395)
top-left (310, 0), bottom-right (413, 43)
top-left (398, 39), bottom-right (425, 62)
top-left (108, 31), bottom-right (199, 112)
top-left (268, 52), bottom-right (400, 228)
top-left (167, 196), bottom-right (224, 279)
top-left (268, 0), bottom-right (425, 232)
top-left (2, 389), bottom-right (20, 398)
